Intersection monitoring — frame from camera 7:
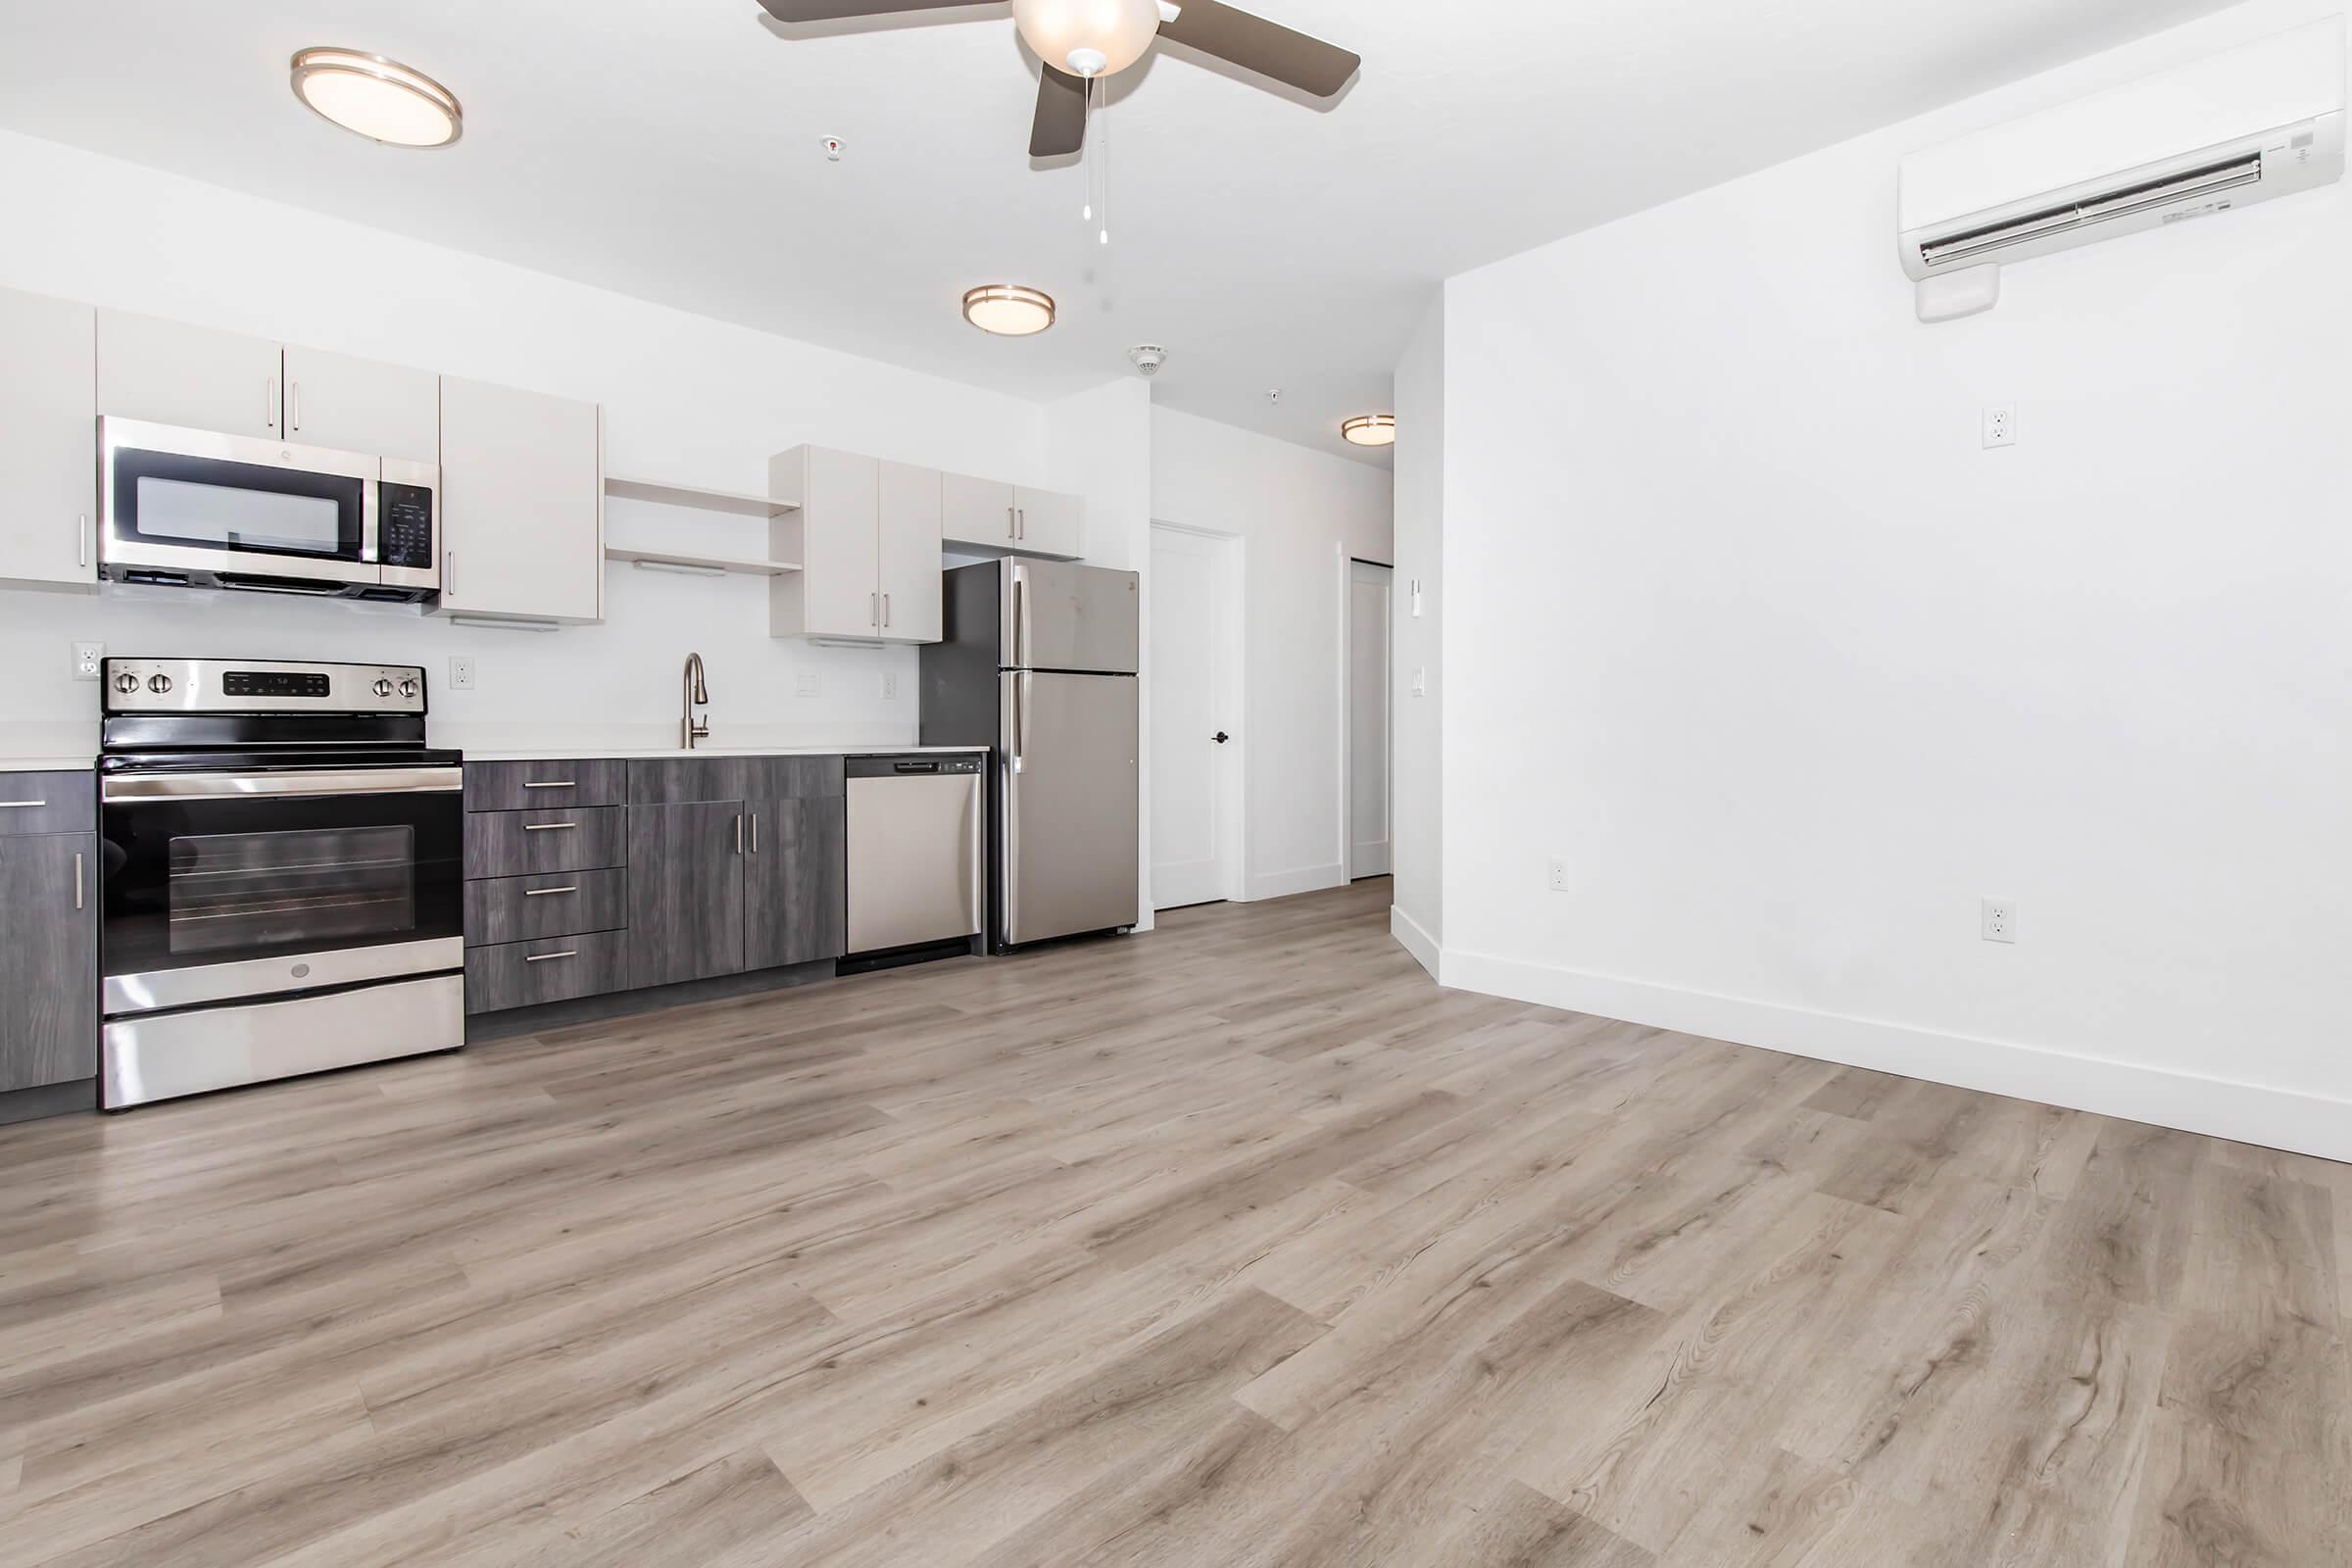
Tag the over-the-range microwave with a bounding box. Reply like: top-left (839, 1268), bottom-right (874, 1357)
top-left (97, 416), bottom-right (439, 602)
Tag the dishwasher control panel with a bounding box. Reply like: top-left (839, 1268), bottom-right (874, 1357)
top-left (852, 756), bottom-right (981, 777)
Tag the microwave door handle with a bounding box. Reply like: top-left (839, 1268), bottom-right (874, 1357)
top-left (361, 470), bottom-right (382, 568)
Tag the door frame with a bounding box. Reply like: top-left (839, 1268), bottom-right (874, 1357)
top-left (1337, 550), bottom-right (1395, 884)
top-left (1149, 519), bottom-right (1247, 908)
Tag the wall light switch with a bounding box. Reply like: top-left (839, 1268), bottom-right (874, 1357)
top-left (447, 656), bottom-right (476, 691)
top-left (1411, 667), bottom-right (1427, 697)
top-left (1410, 579), bottom-right (1424, 617)
top-left (73, 641), bottom-right (104, 681)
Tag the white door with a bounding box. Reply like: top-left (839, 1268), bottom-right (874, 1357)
top-left (1348, 560), bottom-right (1393, 879)
top-left (281, 345), bottom-right (440, 463)
top-left (876, 460), bottom-right (943, 642)
top-left (95, 308), bottom-right (285, 438)
top-left (0, 287), bottom-right (97, 591)
top-left (1151, 526), bottom-right (1239, 909)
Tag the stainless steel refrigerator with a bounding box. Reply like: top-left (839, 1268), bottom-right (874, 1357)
top-left (921, 560), bottom-right (1139, 951)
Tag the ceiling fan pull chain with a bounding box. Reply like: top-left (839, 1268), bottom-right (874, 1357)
top-left (1099, 70), bottom-right (1111, 246)
top-left (1081, 74), bottom-right (1094, 223)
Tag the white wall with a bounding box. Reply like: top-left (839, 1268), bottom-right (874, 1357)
top-left (0, 127), bottom-right (1061, 759)
top-left (1390, 293), bottom-right (1446, 972)
top-left (1151, 406), bottom-right (1395, 902)
top-left (1437, 0), bottom-right (2352, 1161)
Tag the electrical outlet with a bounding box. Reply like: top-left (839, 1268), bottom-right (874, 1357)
top-left (1982, 402), bottom-right (2017, 449)
top-left (72, 641), bottom-right (104, 681)
top-left (1981, 897), bottom-right (2017, 943)
top-left (796, 671), bottom-right (821, 699)
top-left (1547, 858), bottom-right (1571, 893)
top-left (447, 656), bottom-right (476, 692)
top-left (880, 671), bottom-right (898, 701)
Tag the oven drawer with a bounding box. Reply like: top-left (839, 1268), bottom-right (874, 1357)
top-left (465, 760), bottom-right (627, 812)
top-left (466, 930), bottom-right (630, 1014)
top-left (0, 771), bottom-right (95, 836)
top-left (465, 869), bottom-right (627, 947)
top-left (464, 807), bottom-right (626, 878)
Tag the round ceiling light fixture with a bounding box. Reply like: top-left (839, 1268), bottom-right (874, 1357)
top-left (1010, 0), bottom-right (1161, 78)
top-left (962, 284), bottom-right (1057, 336)
top-left (290, 48), bottom-right (463, 147)
top-left (1341, 414), bottom-right (1396, 447)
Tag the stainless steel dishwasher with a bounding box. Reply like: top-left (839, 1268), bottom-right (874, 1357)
top-left (844, 754), bottom-right (985, 964)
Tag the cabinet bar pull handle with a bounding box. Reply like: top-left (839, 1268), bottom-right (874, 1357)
top-left (870, 592), bottom-right (878, 627)
top-left (523, 885), bottom-right (578, 897)
top-left (521, 780), bottom-right (576, 789)
top-left (524, 950), bottom-right (577, 963)
top-left (289, 381), bottom-right (302, 431)
top-left (266, 376), bottom-right (277, 429)
top-left (1017, 507), bottom-right (1025, 540)
top-left (735, 813), bottom-right (744, 855)
top-left (883, 593), bottom-right (891, 627)
top-left (74, 852), bottom-right (84, 911)
top-left (77, 514), bottom-right (88, 569)
top-left (447, 550), bottom-right (457, 597)
top-left (751, 812), bottom-right (759, 855)
top-left (0, 801), bottom-right (46, 808)
top-left (1006, 504), bottom-right (1015, 539)
top-left (522, 821), bottom-right (577, 831)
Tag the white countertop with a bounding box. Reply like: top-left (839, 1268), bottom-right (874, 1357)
top-left (463, 744), bottom-right (988, 762)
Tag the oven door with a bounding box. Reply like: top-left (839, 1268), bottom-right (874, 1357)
top-left (98, 416), bottom-right (381, 590)
top-left (100, 767), bottom-right (463, 1016)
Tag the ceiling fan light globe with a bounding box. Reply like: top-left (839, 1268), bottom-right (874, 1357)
top-left (1011, 0), bottom-right (1159, 78)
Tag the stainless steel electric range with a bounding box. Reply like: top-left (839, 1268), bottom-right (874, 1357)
top-left (97, 658), bottom-right (465, 1108)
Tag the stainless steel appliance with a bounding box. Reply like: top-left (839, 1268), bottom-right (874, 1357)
top-left (921, 561), bottom-right (1139, 950)
top-left (98, 658), bottom-right (464, 1107)
top-left (845, 755), bottom-right (984, 959)
top-left (98, 417), bottom-right (440, 601)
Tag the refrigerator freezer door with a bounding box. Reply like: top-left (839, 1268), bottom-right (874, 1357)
top-left (1004, 561), bottom-right (1139, 674)
top-left (1003, 670), bottom-right (1140, 945)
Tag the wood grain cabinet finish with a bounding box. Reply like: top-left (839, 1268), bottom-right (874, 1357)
top-left (464, 807), bottom-right (626, 879)
top-left (625, 756), bottom-right (841, 806)
top-left (464, 869), bottom-right (628, 948)
top-left (745, 797), bottom-right (847, 969)
top-left (0, 831), bottom-right (97, 1094)
top-left (0, 771), bottom-right (96, 837)
top-left (464, 760), bottom-right (627, 812)
top-left (626, 802), bottom-right (747, 989)
top-left (465, 931), bottom-right (631, 1015)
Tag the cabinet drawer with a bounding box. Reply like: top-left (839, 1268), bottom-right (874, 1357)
top-left (0, 771), bottom-right (94, 836)
top-left (626, 755), bottom-right (844, 804)
top-left (465, 868), bottom-right (627, 947)
top-left (466, 930), bottom-right (630, 1014)
top-left (739, 756), bottom-right (843, 801)
top-left (465, 760), bottom-right (626, 812)
top-left (464, 807), bottom-right (626, 878)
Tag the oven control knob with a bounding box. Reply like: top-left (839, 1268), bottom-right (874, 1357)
top-left (372, 678), bottom-right (394, 699)
top-left (397, 678), bottom-right (418, 700)
top-left (113, 671), bottom-right (140, 694)
top-left (147, 673), bottom-right (173, 694)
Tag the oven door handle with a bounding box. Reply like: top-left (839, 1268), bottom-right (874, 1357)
top-left (102, 767), bottom-right (464, 803)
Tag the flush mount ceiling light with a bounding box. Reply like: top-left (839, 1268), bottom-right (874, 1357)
top-left (1341, 415), bottom-right (1396, 447)
top-left (290, 48), bottom-right (463, 148)
top-left (962, 284), bottom-right (1056, 336)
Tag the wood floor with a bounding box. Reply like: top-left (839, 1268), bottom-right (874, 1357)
top-left (2, 878), bottom-right (2346, 1566)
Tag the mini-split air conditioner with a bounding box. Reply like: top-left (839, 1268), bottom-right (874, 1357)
top-left (1897, 17), bottom-right (2346, 321)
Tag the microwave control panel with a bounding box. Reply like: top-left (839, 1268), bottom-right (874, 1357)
top-left (379, 482), bottom-right (436, 571)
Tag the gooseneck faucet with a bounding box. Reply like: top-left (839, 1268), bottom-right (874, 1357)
top-left (681, 652), bottom-right (710, 749)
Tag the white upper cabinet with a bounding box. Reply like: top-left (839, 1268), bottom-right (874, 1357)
top-left (281, 345), bottom-right (439, 463)
top-left (0, 286), bottom-right (98, 592)
top-left (768, 446), bottom-right (943, 643)
top-left (438, 376), bottom-right (604, 624)
top-left (940, 469), bottom-right (1084, 560)
top-left (96, 309), bottom-right (285, 439)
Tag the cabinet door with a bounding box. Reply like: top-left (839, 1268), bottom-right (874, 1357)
top-left (800, 447), bottom-right (881, 636)
top-left (877, 460), bottom-right (943, 642)
top-left (1013, 487), bottom-right (1086, 559)
top-left (941, 471), bottom-right (1016, 550)
top-left (0, 833), bottom-right (98, 1094)
top-left (438, 375), bottom-right (603, 623)
top-left (0, 288), bottom-right (97, 591)
top-left (626, 802), bottom-right (746, 988)
top-left (744, 797), bottom-right (847, 968)
top-left (282, 344), bottom-right (440, 463)
top-left (95, 308), bottom-right (284, 437)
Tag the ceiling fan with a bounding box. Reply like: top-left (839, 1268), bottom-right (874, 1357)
top-left (756, 0), bottom-right (1360, 157)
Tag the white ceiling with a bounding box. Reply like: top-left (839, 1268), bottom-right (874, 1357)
top-left (0, 0), bottom-right (2239, 467)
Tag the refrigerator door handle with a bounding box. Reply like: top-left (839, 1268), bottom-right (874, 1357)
top-left (1011, 571), bottom-right (1026, 669)
top-left (1010, 671), bottom-right (1027, 773)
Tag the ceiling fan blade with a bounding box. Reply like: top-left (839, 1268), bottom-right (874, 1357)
top-left (1030, 65), bottom-right (1087, 158)
top-left (756, 0), bottom-right (990, 21)
top-left (1155, 0), bottom-right (1358, 97)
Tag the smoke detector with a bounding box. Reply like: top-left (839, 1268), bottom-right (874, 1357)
top-left (1128, 344), bottom-right (1168, 376)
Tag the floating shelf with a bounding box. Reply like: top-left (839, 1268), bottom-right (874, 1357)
top-left (604, 473), bottom-right (801, 517)
top-left (605, 546), bottom-right (803, 577)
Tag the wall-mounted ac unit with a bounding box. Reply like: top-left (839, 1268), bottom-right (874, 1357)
top-left (1897, 18), bottom-right (2346, 321)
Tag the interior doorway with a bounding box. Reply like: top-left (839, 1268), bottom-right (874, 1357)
top-left (1150, 523), bottom-right (1244, 909)
top-left (1347, 558), bottom-right (1393, 880)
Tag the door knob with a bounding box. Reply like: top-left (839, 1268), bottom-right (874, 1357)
top-left (1212, 731), bottom-right (1230, 744)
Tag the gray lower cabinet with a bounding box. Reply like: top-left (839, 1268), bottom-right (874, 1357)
top-left (0, 830), bottom-right (98, 1095)
top-left (465, 868), bottom-right (628, 947)
top-left (627, 801), bottom-right (747, 989)
top-left (745, 797), bottom-right (846, 969)
top-left (464, 806), bottom-right (627, 879)
top-left (466, 931), bottom-right (631, 1014)
top-left (463, 760), bottom-right (627, 812)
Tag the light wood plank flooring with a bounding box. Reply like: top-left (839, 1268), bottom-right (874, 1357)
top-left (2, 878), bottom-right (2346, 1566)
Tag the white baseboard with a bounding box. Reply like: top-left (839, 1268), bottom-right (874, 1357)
top-left (1389, 906), bottom-right (1441, 978)
top-left (1442, 947), bottom-right (2352, 1166)
top-left (1245, 861), bottom-right (1346, 903)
